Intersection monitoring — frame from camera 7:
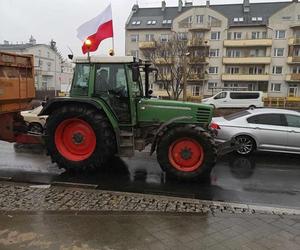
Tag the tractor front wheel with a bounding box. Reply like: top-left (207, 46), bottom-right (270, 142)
top-left (157, 125), bottom-right (217, 181)
top-left (45, 104), bottom-right (116, 171)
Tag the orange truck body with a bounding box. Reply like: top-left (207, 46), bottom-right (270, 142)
top-left (0, 52), bottom-right (35, 113)
top-left (0, 52), bottom-right (37, 142)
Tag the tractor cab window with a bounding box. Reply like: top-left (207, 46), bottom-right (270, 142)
top-left (95, 64), bottom-right (128, 97)
top-left (72, 64), bottom-right (90, 95)
top-left (94, 64), bottom-right (130, 123)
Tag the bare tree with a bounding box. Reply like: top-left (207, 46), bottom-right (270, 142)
top-left (141, 34), bottom-right (208, 100)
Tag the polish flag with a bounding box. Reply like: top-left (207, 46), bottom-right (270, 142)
top-left (77, 4), bottom-right (113, 54)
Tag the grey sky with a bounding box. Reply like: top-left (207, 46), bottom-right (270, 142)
top-left (0, 0), bottom-right (291, 58)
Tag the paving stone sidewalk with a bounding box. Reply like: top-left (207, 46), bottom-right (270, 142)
top-left (0, 182), bottom-right (299, 249)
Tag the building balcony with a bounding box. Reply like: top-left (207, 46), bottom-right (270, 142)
top-left (288, 37), bottom-right (300, 46)
top-left (154, 58), bottom-right (174, 65)
top-left (187, 38), bottom-right (209, 47)
top-left (139, 41), bottom-right (156, 50)
top-left (223, 39), bottom-right (272, 47)
top-left (223, 57), bottom-right (271, 65)
top-left (286, 73), bottom-right (300, 82)
top-left (222, 74), bottom-right (269, 82)
top-left (187, 73), bottom-right (207, 82)
top-left (287, 56), bottom-right (300, 64)
top-left (189, 56), bottom-right (209, 64)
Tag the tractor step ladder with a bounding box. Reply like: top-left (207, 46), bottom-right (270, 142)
top-left (118, 129), bottom-right (134, 157)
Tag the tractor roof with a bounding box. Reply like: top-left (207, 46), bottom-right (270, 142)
top-left (75, 56), bottom-right (135, 64)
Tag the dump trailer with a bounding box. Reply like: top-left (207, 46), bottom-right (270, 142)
top-left (0, 52), bottom-right (40, 144)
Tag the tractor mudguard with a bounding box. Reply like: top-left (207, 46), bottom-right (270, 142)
top-left (40, 97), bottom-right (118, 129)
top-left (149, 116), bottom-right (203, 155)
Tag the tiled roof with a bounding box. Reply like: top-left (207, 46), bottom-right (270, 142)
top-left (126, 1), bottom-right (292, 30)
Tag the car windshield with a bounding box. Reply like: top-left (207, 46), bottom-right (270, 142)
top-left (224, 110), bottom-right (250, 121)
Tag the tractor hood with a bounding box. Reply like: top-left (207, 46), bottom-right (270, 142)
top-left (137, 98), bottom-right (213, 125)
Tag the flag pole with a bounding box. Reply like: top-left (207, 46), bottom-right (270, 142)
top-left (111, 3), bottom-right (115, 55)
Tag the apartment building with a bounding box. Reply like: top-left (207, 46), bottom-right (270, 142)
top-left (125, 0), bottom-right (300, 98)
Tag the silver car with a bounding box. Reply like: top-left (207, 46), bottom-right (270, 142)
top-left (211, 108), bottom-right (300, 155)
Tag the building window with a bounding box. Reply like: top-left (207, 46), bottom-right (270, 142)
top-left (178, 32), bottom-right (188, 41)
top-left (271, 83), bottom-right (281, 92)
top-left (249, 66), bottom-right (263, 75)
top-left (132, 20), bottom-right (141, 25)
top-left (251, 32), bottom-right (260, 39)
top-left (282, 16), bottom-right (291, 20)
top-left (233, 17), bottom-right (244, 22)
top-left (209, 49), bottom-right (220, 57)
top-left (130, 34), bottom-right (139, 42)
top-left (209, 67), bottom-right (218, 74)
top-left (226, 67), bottom-right (240, 74)
top-left (275, 30), bottom-right (286, 39)
top-left (274, 48), bottom-right (284, 57)
top-left (160, 34), bottom-right (169, 42)
top-left (187, 16), bottom-right (193, 24)
top-left (47, 52), bottom-right (50, 58)
top-left (145, 34), bottom-right (155, 41)
top-left (192, 85), bottom-right (202, 96)
top-left (196, 15), bottom-right (204, 24)
top-left (208, 82), bottom-right (217, 89)
top-left (226, 49), bottom-right (241, 58)
top-left (211, 32), bottom-right (220, 40)
top-left (272, 66), bottom-right (283, 75)
top-left (291, 66), bottom-right (300, 74)
top-left (131, 50), bottom-right (139, 58)
top-left (233, 32), bottom-right (242, 40)
top-left (47, 62), bottom-right (51, 71)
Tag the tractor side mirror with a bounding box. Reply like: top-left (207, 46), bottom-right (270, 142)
top-left (68, 54), bottom-right (73, 60)
top-left (132, 64), bottom-right (140, 82)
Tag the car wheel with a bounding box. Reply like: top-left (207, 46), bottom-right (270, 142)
top-left (235, 135), bottom-right (256, 156)
top-left (248, 105), bottom-right (256, 110)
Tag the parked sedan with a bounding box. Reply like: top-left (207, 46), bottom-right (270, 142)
top-left (211, 108), bottom-right (300, 155)
top-left (21, 106), bottom-right (47, 133)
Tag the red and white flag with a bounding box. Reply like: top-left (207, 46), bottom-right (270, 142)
top-left (77, 4), bottom-right (113, 54)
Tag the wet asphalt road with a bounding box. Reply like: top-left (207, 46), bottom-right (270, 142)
top-left (0, 141), bottom-right (300, 209)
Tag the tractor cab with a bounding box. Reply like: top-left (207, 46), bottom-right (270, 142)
top-left (70, 56), bottom-right (144, 125)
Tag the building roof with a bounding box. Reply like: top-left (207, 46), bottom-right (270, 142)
top-left (0, 43), bottom-right (63, 60)
top-left (126, 1), bottom-right (292, 30)
top-left (211, 2), bottom-right (291, 27)
top-left (0, 43), bottom-right (39, 51)
top-left (126, 6), bottom-right (190, 30)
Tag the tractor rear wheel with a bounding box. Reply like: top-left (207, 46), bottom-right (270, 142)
top-left (157, 125), bottom-right (217, 181)
top-left (45, 104), bottom-right (116, 171)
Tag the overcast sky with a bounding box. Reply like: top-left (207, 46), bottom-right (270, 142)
top-left (0, 0), bottom-right (291, 58)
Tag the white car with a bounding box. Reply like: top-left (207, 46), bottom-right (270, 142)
top-left (211, 108), bottom-right (300, 155)
top-left (21, 106), bottom-right (47, 133)
top-left (202, 91), bottom-right (264, 109)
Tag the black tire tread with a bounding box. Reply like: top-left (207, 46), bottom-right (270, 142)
top-left (157, 125), bottom-right (217, 181)
top-left (45, 104), bottom-right (116, 171)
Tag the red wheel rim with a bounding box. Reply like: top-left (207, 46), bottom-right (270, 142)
top-left (55, 118), bottom-right (96, 162)
top-left (168, 138), bottom-right (204, 172)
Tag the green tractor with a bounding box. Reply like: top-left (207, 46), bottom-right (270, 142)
top-left (40, 56), bottom-right (217, 180)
